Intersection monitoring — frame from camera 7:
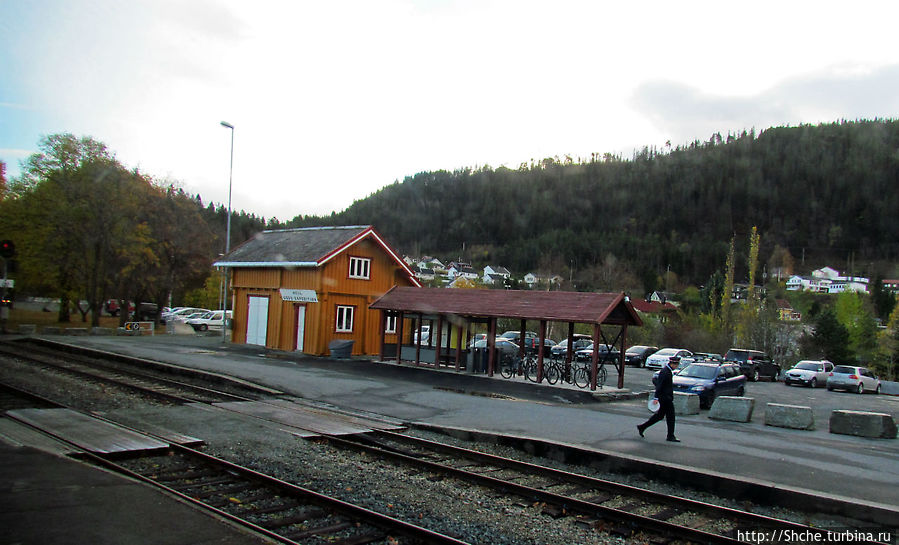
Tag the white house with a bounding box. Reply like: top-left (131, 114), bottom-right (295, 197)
top-left (482, 265), bottom-right (511, 285)
top-left (813, 267), bottom-right (840, 280)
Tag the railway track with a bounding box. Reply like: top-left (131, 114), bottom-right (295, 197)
top-left (2, 340), bottom-right (891, 544)
top-left (315, 430), bottom-right (885, 545)
top-left (0, 340), bottom-right (258, 404)
top-left (0, 380), bottom-right (468, 545)
top-left (95, 444), bottom-right (470, 545)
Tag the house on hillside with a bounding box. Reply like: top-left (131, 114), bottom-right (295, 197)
top-left (214, 226), bottom-right (419, 356)
top-left (884, 279), bottom-right (899, 295)
top-left (629, 298), bottom-right (677, 322)
top-left (482, 265), bottom-right (511, 286)
top-left (776, 299), bottom-right (801, 321)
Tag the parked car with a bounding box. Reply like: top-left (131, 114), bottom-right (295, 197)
top-left (645, 348), bottom-right (693, 369)
top-left (826, 365), bottom-right (882, 394)
top-left (472, 338), bottom-right (520, 357)
top-left (724, 348), bottom-right (780, 382)
top-left (784, 360), bottom-right (834, 388)
top-left (684, 352), bottom-right (723, 364)
top-left (186, 310), bottom-right (232, 331)
top-left (523, 337), bottom-right (556, 356)
top-left (624, 345), bottom-right (658, 367)
top-left (104, 299), bottom-right (134, 317)
top-left (656, 362), bottom-right (746, 409)
top-left (413, 325), bottom-right (431, 344)
top-left (500, 330), bottom-right (537, 343)
top-left (167, 307), bottom-right (211, 324)
top-left (574, 343), bottom-right (620, 363)
top-left (550, 335), bottom-right (593, 359)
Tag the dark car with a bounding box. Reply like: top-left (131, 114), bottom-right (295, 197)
top-left (574, 343), bottom-right (620, 363)
top-left (550, 336), bottom-right (592, 359)
top-left (624, 345), bottom-right (658, 367)
top-left (472, 338), bottom-right (520, 357)
top-left (724, 348), bottom-right (779, 382)
top-left (654, 362), bottom-right (746, 409)
top-left (523, 337), bottom-right (556, 356)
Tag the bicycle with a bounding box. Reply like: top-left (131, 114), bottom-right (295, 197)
top-left (500, 352), bottom-right (539, 381)
top-left (552, 354), bottom-right (606, 388)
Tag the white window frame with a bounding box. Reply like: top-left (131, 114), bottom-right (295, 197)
top-left (336, 305), bottom-right (355, 332)
top-left (348, 256), bottom-right (371, 280)
top-left (385, 314), bottom-right (397, 334)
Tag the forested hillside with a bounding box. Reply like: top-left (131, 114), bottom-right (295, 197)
top-left (287, 119), bottom-right (899, 291)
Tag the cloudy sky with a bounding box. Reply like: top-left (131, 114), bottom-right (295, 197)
top-left (2, 1), bottom-right (898, 221)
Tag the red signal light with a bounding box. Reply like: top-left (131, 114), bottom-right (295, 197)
top-left (0, 240), bottom-right (13, 259)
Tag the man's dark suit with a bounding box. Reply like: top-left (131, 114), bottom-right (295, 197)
top-left (638, 361), bottom-right (677, 440)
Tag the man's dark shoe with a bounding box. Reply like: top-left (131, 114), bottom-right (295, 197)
top-left (637, 425), bottom-right (645, 438)
top-left (666, 437), bottom-right (680, 442)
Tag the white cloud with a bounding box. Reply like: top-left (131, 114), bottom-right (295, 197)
top-left (3, 0), bottom-right (898, 219)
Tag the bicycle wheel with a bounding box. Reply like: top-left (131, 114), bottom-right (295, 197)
top-left (597, 365), bottom-right (607, 388)
top-left (500, 355), bottom-right (514, 379)
top-left (524, 355), bottom-right (540, 382)
top-left (573, 366), bottom-right (590, 388)
top-left (544, 361), bottom-right (560, 384)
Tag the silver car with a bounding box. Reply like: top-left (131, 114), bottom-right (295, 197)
top-left (784, 360), bottom-right (833, 388)
top-left (826, 365), bottom-right (882, 394)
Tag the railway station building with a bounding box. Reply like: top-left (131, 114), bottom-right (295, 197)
top-left (214, 226), bottom-right (420, 356)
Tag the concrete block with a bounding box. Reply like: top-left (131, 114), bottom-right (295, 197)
top-left (18, 324), bottom-right (37, 335)
top-left (709, 396), bottom-right (755, 422)
top-left (63, 328), bottom-right (89, 336)
top-left (830, 410), bottom-right (898, 439)
top-left (673, 392), bottom-right (700, 415)
top-left (90, 327), bottom-right (115, 336)
top-left (40, 326), bottom-right (61, 335)
top-left (765, 403), bottom-right (815, 430)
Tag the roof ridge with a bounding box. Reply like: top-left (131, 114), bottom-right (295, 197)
top-left (262, 225), bottom-right (370, 234)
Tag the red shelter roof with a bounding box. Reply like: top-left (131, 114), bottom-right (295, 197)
top-left (370, 287), bottom-right (642, 326)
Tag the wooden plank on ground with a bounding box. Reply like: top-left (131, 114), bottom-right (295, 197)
top-left (6, 409), bottom-right (169, 454)
top-left (211, 401), bottom-right (391, 436)
top-left (265, 399), bottom-right (405, 432)
top-left (0, 418), bottom-right (82, 456)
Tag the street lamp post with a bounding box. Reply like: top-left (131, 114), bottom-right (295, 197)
top-left (220, 121), bottom-right (234, 342)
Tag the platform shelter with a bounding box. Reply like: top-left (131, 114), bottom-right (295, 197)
top-left (369, 287), bottom-right (642, 390)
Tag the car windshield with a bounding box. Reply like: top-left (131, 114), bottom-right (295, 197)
top-left (677, 365), bottom-right (717, 379)
top-left (832, 365), bottom-right (857, 374)
top-left (655, 349), bottom-right (678, 356)
top-left (794, 362), bottom-right (820, 371)
top-left (626, 346), bottom-right (649, 354)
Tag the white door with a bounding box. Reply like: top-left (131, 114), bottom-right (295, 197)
top-left (246, 296), bottom-right (269, 346)
top-left (295, 305), bottom-right (306, 352)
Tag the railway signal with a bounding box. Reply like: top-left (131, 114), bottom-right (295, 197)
top-left (0, 240), bottom-right (14, 259)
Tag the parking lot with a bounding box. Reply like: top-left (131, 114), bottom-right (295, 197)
top-left (613, 365), bottom-right (899, 423)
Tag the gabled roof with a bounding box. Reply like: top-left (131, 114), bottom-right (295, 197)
top-left (629, 299), bottom-right (677, 313)
top-left (371, 287), bottom-right (642, 326)
top-left (213, 225), bottom-right (419, 286)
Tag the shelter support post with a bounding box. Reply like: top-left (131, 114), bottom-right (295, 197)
top-left (435, 315), bottom-right (444, 368)
top-left (537, 319), bottom-right (546, 382)
top-left (455, 323), bottom-right (463, 371)
top-left (591, 323), bottom-right (600, 391)
top-left (415, 314), bottom-right (422, 366)
top-left (395, 311), bottom-right (404, 364)
top-left (618, 324), bottom-right (627, 389)
top-left (487, 318), bottom-right (497, 376)
top-left (518, 319), bottom-right (526, 359)
top-left (379, 311), bottom-right (387, 361)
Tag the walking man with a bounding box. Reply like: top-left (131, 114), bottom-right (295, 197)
top-left (637, 356), bottom-right (680, 442)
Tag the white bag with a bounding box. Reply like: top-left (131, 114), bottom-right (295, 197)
top-left (647, 396), bottom-right (660, 412)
